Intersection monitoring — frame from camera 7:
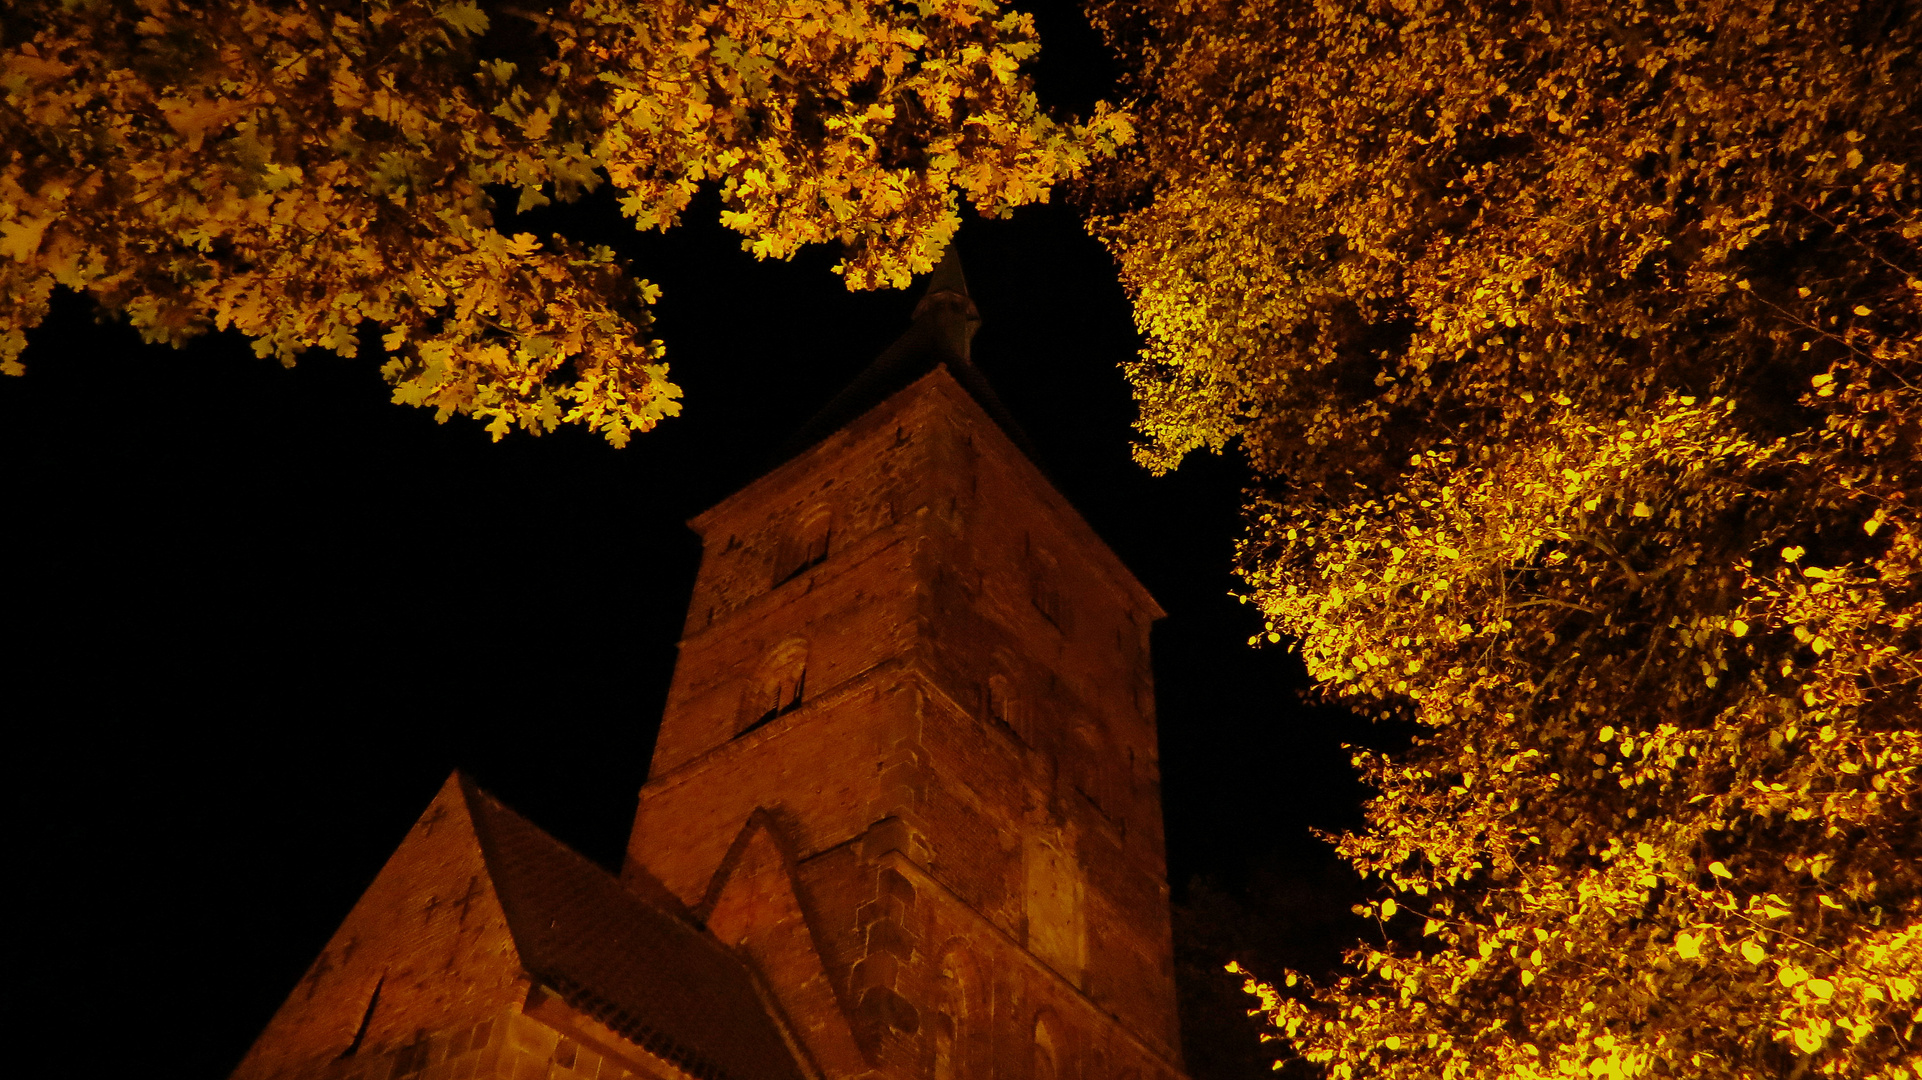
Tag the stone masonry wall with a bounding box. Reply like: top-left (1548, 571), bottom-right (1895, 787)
top-left (232, 778), bottom-right (708, 1080)
top-left (243, 1004), bottom-right (692, 1080)
top-left (232, 777), bottom-right (529, 1080)
top-left (625, 368), bottom-right (1186, 1078)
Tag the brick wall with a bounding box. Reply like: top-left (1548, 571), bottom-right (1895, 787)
top-left (232, 365), bottom-right (1186, 1080)
top-left (625, 368), bottom-right (1185, 1077)
top-left (231, 778), bottom-right (716, 1080)
top-left (240, 1001), bottom-right (697, 1080)
top-left (232, 777), bottom-right (531, 1080)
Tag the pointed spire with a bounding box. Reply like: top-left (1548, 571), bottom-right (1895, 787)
top-left (924, 244), bottom-right (970, 298)
top-left (772, 244), bottom-right (1034, 464)
top-left (909, 245), bottom-right (982, 363)
top-left (912, 246), bottom-right (981, 357)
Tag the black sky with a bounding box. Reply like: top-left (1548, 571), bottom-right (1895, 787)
top-left (8, 6), bottom-right (1381, 1076)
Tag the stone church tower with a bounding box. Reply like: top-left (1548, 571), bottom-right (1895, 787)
top-left (229, 256), bottom-right (1187, 1080)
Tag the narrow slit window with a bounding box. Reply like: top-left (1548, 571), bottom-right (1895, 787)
top-left (340, 975), bottom-right (383, 1059)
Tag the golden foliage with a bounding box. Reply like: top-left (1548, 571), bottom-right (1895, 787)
top-left (1, 0), bottom-right (1124, 442)
top-left (1091, 0), bottom-right (1921, 1076)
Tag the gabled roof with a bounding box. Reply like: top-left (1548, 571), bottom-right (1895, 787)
top-left (459, 777), bottom-right (810, 1080)
top-left (774, 248), bottom-right (1040, 464)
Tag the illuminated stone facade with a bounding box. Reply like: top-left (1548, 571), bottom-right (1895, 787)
top-left (230, 260), bottom-right (1187, 1080)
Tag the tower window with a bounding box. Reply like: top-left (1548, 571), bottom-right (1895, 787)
top-left (933, 1012), bottom-right (958, 1080)
top-left (1032, 1013), bottom-right (1065, 1080)
top-left (985, 671), bottom-right (1041, 746)
top-left (773, 507), bottom-right (832, 586)
top-left (739, 638), bottom-right (808, 737)
top-left (1027, 541), bottom-right (1069, 630)
top-left (986, 673), bottom-right (1015, 730)
top-left (935, 946), bottom-right (980, 1080)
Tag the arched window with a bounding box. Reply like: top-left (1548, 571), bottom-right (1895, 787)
top-left (739, 638), bottom-right (808, 736)
top-left (1069, 718), bottom-right (1121, 828)
top-left (1027, 541), bottom-right (1068, 630)
top-left (933, 1014), bottom-right (957, 1080)
top-left (934, 942), bottom-right (982, 1080)
top-left (985, 672), bottom-right (1026, 741)
top-left (1033, 1012), bottom-right (1066, 1080)
top-left (773, 506), bottom-right (832, 586)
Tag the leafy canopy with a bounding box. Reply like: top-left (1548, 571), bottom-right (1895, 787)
top-left (1091, 0), bottom-right (1921, 1077)
top-left (1, 0), bottom-right (1128, 443)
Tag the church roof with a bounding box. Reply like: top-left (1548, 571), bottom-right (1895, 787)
top-left (774, 248), bottom-right (1041, 464)
top-left (459, 777), bottom-right (810, 1080)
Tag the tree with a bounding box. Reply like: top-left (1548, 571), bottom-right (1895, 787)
top-left (2, 0), bottom-right (1126, 443)
top-left (1088, 0), bottom-right (1921, 1077)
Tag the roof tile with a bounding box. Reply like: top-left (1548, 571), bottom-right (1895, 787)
top-left (459, 777), bottom-right (810, 1080)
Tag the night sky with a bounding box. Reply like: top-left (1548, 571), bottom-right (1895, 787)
top-left (9, 6), bottom-right (1383, 1076)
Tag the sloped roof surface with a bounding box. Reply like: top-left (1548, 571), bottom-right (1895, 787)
top-left (459, 778), bottom-right (809, 1080)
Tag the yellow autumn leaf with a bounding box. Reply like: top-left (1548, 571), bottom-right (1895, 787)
top-left (18, 3), bottom-right (1920, 1077)
top-left (157, 95), bottom-right (256, 147)
top-left (0, 215), bottom-right (48, 262)
top-left (434, 1), bottom-right (489, 35)
top-left (3, 0), bottom-right (1101, 431)
top-left (3, 50), bottom-right (75, 83)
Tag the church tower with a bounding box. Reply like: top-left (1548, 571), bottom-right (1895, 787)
top-left (625, 255), bottom-right (1183, 1080)
top-left (225, 254), bottom-right (1187, 1080)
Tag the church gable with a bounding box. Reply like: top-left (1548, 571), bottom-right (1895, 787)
top-left (232, 775), bottom-right (813, 1080)
top-left (703, 810), bottom-right (869, 1079)
top-left (231, 774), bottom-right (526, 1080)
